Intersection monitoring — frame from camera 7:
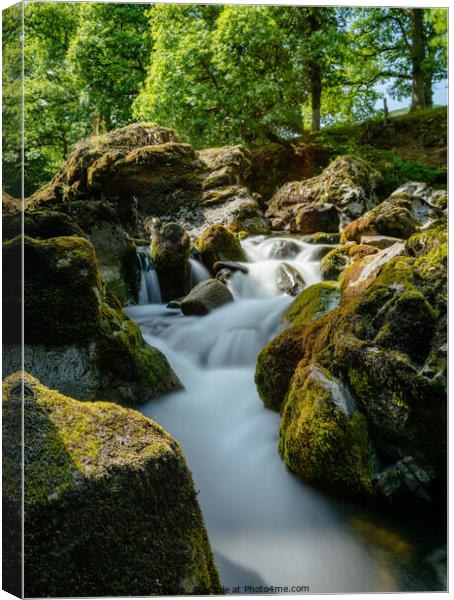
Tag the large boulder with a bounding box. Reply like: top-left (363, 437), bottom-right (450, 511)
top-left (266, 155), bottom-right (383, 232)
top-left (2, 209), bottom-right (85, 241)
top-left (2, 235), bottom-right (180, 404)
top-left (26, 123), bottom-right (270, 238)
top-left (150, 219), bottom-right (191, 302)
top-left (58, 201), bottom-right (139, 305)
top-left (195, 224), bottom-right (247, 272)
top-left (199, 144), bottom-right (252, 188)
top-left (246, 141), bottom-right (333, 202)
top-left (279, 363), bottom-right (373, 496)
top-left (255, 219), bottom-right (447, 505)
top-left (341, 182), bottom-right (445, 243)
top-left (3, 372), bottom-right (221, 597)
top-left (181, 279), bottom-right (233, 316)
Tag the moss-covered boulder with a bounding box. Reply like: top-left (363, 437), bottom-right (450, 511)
top-left (201, 186), bottom-right (271, 236)
top-left (3, 372), bottom-right (221, 597)
top-left (255, 219), bottom-right (446, 504)
top-left (283, 281), bottom-right (341, 326)
top-left (279, 364), bottom-right (373, 496)
top-left (340, 182), bottom-right (444, 243)
top-left (320, 243), bottom-right (379, 281)
top-left (181, 279), bottom-right (234, 316)
top-left (196, 224), bottom-right (247, 272)
top-left (266, 155), bottom-right (383, 232)
top-left (2, 235), bottom-right (180, 404)
top-left (199, 144), bottom-right (252, 188)
top-left (293, 202), bottom-right (340, 234)
top-left (246, 141), bottom-right (333, 202)
top-left (151, 219), bottom-right (191, 302)
top-left (3, 209), bottom-right (85, 241)
top-left (59, 200), bottom-right (139, 304)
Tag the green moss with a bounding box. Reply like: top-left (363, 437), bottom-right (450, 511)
top-left (255, 325), bottom-right (306, 412)
top-left (3, 209), bottom-right (85, 241)
top-left (283, 282), bottom-right (341, 326)
top-left (3, 372), bottom-right (221, 597)
top-left (96, 304), bottom-right (180, 404)
top-left (279, 364), bottom-right (373, 496)
top-left (195, 224), bottom-right (247, 271)
top-left (2, 235), bottom-right (103, 346)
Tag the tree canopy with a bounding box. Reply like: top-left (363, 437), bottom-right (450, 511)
top-left (1, 2), bottom-right (447, 196)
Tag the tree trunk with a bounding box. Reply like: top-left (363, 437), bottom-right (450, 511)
top-left (309, 59), bottom-right (322, 133)
top-left (410, 9), bottom-right (426, 111)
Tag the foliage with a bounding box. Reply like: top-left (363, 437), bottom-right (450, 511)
top-left (1, 4), bottom-right (447, 195)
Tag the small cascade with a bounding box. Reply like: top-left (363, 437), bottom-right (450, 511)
top-left (137, 246), bottom-right (162, 305)
top-left (190, 258), bottom-right (210, 286)
top-left (125, 233), bottom-right (445, 593)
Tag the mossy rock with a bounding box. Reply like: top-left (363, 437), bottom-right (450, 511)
top-left (279, 363), bottom-right (373, 496)
top-left (151, 220), bottom-right (191, 302)
top-left (283, 282), bottom-right (341, 326)
top-left (199, 144), bottom-right (252, 188)
top-left (3, 209), bottom-right (85, 241)
top-left (255, 220), bottom-right (446, 503)
top-left (2, 235), bottom-right (180, 404)
top-left (340, 183), bottom-right (444, 244)
top-left (255, 324), bottom-right (307, 412)
top-left (2, 190), bottom-right (20, 213)
top-left (3, 372), bottom-right (221, 597)
top-left (181, 279), bottom-right (233, 316)
top-left (320, 243), bottom-right (378, 281)
top-left (266, 154), bottom-right (383, 231)
top-left (195, 224), bottom-right (247, 272)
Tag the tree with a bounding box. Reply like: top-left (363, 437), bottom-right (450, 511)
top-left (351, 8), bottom-right (447, 111)
top-left (133, 4), bottom-right (305, 146)
top-left (67, 2), bottom-right (151, 132)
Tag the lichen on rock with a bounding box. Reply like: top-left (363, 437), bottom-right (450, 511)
top-left (3, 372), bottom-right (221, 597)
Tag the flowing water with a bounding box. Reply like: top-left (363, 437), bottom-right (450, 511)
top-left (126, 235), bottom-right (446, 593)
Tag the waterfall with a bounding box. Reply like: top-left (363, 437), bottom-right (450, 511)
top-left (136, 246), bottom-right (162, 305)
top-left (190, 257), bottom-right (210, 286)
top-left (125, 234), bottom-right (444, 593)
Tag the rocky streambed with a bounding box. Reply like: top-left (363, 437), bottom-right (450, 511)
top-left (2, 121), bottom-right (447, 595)
top-left (126, 234), bottom-right (446, 593)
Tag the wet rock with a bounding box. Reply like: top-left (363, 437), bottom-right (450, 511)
top-left (216, 269), bottom-right (234, 285)
top-left (374, 457), bottom-right (433, 505)
top-left (360, 235), bottom-right (403, 249)
top-left (181, 279), bottom-right (234, 316)
top-left (269, 239), bottom-right (301, 259)
top-left (255, 219), bottom-right (447, 504)
top-left (59, 200), bottom-right (139, 304)
top-left (302, 232), bottom-right (341, 245)
top-left (276, 262), bottom-right (305, 296)
top-left (151, 219), bottom-right (191, 302)
top-left (279, 363), bottom-right (373, 496)
top-left (2, 235), bottom-right (180, 404)
top-left (294, 202), bottom-right (340, 234)
top-left (213, 261), bottom-right (249, 274)
top-left (199, 145), bottom-right (252, 188)
top-left (201, 189), bottom-right (271, 236)
top-left (283, 282), bottom-right (341, 326)
top-left (341, 182), bottom-right (444, 244)
top-left (266, 155), bottom-right (383, 232)
top-left (3, 372), bottom-right (221, 597)
top-left (196, 224), bottom-right (246, 272)
top-left (320, 243), bottom-right (379, 281)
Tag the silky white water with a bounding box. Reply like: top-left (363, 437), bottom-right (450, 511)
top-left (126, 235), bottom-right (444, 593)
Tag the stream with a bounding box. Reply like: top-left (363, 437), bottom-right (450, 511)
top-left (125, 235), bottom-right (446, 594)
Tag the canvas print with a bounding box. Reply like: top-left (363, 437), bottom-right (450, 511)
top-left (2, 1), bottom-right (448, 597)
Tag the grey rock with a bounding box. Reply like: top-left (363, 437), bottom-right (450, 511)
top-left (276, 262), bottom-right (305, 296)
top-left (181, 279), bottom-right (234, 316)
